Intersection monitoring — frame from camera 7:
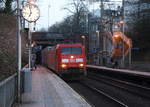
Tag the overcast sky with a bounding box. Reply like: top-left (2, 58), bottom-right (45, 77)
top-left (35, 0), bottom-right (122, 31)
top-left (35, 0), bottom-right (70, 31)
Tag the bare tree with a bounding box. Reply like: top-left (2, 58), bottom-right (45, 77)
top-left (124, 0), bottom-right (150, 61)
top-left (64, 0), bottom-right (89, 34)
top-left (0, 0), bottom-right (14, 14)
top-left (0, 14), bottom-right (28, 80)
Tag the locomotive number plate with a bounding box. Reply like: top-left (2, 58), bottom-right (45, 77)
top-left (70, 59), bottom-right (75, 62)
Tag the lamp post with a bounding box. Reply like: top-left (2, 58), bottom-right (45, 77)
top-left (48, 4), bottom-right (51, 29)
top-left (120, 20), bottom-right (125, 68)
top-left (96, 30), bottom-right (100, 46)
top-left (96, 30), bottom-right (100, 65)
top-left (81, 35), bottom-right (85, 46)
top-left (81, 35), bottom-right (86, 55)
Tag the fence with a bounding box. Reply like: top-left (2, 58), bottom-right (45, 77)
top-left (0, 73), bottom-right (17, 107)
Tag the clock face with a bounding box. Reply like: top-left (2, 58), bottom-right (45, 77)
top-left (22, 4), bottom-right (40, 22)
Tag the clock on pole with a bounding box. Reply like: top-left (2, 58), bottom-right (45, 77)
top-left (22, 3), bottom-right (40, 22)
top-left (22, 2), bottom-right (40, 69)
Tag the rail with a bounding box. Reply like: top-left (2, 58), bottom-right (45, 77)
top-left (79, 81), bottom-right (128, 107)
top-left (0, 73), bottom-right (17, 107)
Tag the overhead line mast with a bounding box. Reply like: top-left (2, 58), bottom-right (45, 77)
top-left (17, 0), bottom-right (21, 103)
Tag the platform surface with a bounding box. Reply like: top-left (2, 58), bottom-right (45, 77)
top-left (87, 65), bottom-right (150, 78)
top-left (17, 66), bottom-right (91, 107)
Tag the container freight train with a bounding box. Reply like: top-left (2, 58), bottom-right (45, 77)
top-left (41, 44), bottom-right (87, 78)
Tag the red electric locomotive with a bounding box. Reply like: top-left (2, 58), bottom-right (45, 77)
top-left (41, 46), bottom-right (52, 66)
top-left (42, 44), bottom-right (87, 77)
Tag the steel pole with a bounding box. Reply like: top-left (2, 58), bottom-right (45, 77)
top-left (129, 39), bottom-right (132, 68)
top-left (28, 23), bottom-right (31, 69)
top-left (84, 38), bottom-right (86, 56)
top-left (17, 0), bottom-right (21, 103)
top-left (122, 23), bottom-right (125, 67)
top-left (122, 0), bottom-right (125, 68)
top-left (48, 5), bottom-right (50, 29)
top-left (100, 0), bottom-right (104, 65)
top-left (96, 31), bottom-right (100, 65)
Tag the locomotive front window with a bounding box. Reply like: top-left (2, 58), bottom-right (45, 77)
top-left (62, 47), bottom-right (82, 55)
top-left (71, 47), bottom-right (82, 54)
top-left (62, 47), bottom-right (71, 54)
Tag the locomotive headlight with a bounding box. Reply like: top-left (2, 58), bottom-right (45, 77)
top-left (70, 56), bottom-right (74, 59)
top-left (62, 59), bottom-right (69, 63)
top-left (76, 58), bottom-right (83, 62)
top-left (61, 64), bottom-right (67, 68)
top-left (79, 64), bottom-right (84, 67)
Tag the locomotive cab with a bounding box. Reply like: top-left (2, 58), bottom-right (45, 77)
top-left (59, 45), bottom-right (86, 77)
top-left (42, 44), bottom-right (87, 79)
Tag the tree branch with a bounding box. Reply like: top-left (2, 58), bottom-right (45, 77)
top-left (0, 0), bottom-right (6, 3)
top-left (63, 7), bottom-right (75, 14)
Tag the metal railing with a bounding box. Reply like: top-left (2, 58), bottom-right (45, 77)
top-left (0, 73), bottom-right (17, 107)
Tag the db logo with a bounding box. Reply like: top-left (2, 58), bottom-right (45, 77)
top-left (70, 59), bottom-right (75, 62)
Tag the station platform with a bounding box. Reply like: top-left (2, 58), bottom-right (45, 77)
top-left (87, 65), bottom-right (150, 78)
top-left (16, 66), bottom-right (91, 107)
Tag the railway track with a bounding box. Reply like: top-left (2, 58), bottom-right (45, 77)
top-left (88, 72), bottom-right (150, 99)
top-left (68, 71), bottom-right (150, 107)
top-left (78, 81), bottom-right (128, 107)
top-left (68, 80), bottom-right (128, 107)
